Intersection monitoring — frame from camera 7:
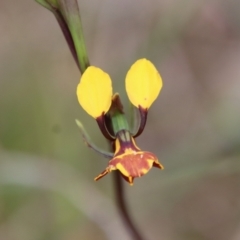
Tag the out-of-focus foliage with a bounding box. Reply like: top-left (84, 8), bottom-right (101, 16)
top-left (0, 0), bottom-right (240, 239)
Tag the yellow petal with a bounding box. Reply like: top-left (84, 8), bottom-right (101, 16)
top-left (125, 58), bottom-right (163, 109)
top-left (77, 66), bottom-right (113, 118)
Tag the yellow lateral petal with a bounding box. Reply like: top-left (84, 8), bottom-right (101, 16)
top-left (77, 66), bottom-right (113, 118)
top-left (125, 58), bottom-right (163, 109)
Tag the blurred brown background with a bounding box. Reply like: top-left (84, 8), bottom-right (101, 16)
top-left (0, 0), bottom-right (240, 239)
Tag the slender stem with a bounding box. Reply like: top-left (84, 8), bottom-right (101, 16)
top-left (113, 172), bottom-right (145, 240)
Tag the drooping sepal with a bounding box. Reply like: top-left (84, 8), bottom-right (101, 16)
top-left (94, 149), bottom-right (163, 185)
top-left (94, 130), bottom-right (164, 185)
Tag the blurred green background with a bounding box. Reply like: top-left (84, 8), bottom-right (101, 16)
top-left (1, 0), bottom-right (240, 239)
